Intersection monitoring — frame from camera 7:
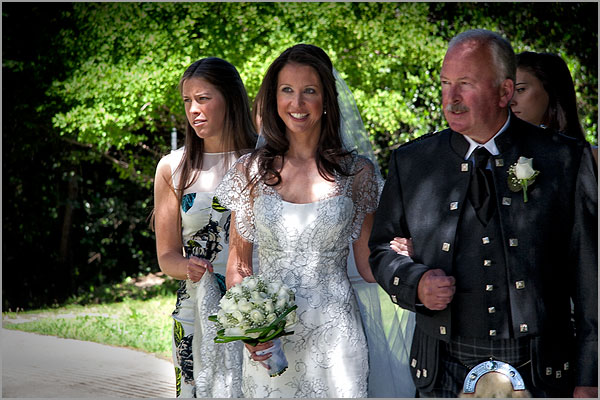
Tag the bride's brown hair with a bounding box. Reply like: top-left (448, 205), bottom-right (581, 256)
top-left (248, 44), bottom-right (353, 188)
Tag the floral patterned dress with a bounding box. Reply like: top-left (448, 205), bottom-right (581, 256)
top-left (157, 149), bottom-right (243, 398)
top-left (215, 153), bottom-right (380, 398)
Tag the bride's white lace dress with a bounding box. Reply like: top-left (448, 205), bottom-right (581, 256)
top-left (216, 153), bottom-right (379, 398)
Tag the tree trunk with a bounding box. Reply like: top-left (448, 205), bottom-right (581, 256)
top-left (58, 173), bottom-right (78, 265)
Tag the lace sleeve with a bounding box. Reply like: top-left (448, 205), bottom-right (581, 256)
top-left (350, 155), bottom-right (384, 242)
top-left (214, 153), bottom-right (256, 243)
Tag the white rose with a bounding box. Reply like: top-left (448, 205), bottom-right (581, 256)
top-left (514, 157), bottom-right (535, 179)
top-left (229, 285), bottom-right (243, 296)
top-left (275, 295), bottom-right (291, 310)
top-left (263, 299), bottom-right (275, 313)
top-left (251, 291), bottom-right (267, 301)
top-left (237, 298), bottom-right (253, 313)
top-left (268, 281), bottom-right (282, 294)
top-left (219, 297), bottom-right (237, 313)
top-left (225, 327), bottom-right (245, 336)
top-left (266, 313), bottom-right (277, 323)
top-left (245, 331), bottom-right (261, 339)
top-left (231, 310), bottom-right (244, 323)
top-left (277, 286), bottom-right (290, 298)
top-left (249, 309), bottom-right (265, 324)
top-left (243, 276), bottom-right (258, 291)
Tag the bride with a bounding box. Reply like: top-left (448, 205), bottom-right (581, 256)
top-left (215, 44), bottom-right (414, 398)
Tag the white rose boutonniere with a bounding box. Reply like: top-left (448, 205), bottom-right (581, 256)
top-left (507, 156), bottom-right (540, 202)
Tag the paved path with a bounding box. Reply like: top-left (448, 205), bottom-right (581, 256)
top-left (2, 328), bottom-right (176, 398)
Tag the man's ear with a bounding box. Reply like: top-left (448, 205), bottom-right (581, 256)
top-left (498, 78), bottom-right (514, 108)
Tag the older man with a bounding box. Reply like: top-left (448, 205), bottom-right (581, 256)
top-left (369, 29), bottom-right (597, 397)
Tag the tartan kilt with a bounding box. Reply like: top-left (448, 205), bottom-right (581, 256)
top-left (416, 334), bottom-right (572, 398)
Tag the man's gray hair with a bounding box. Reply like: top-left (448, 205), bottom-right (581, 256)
top-left (448, 29), bottom-right (516, 85)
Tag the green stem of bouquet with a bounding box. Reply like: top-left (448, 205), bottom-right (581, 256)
top-left (264, 304), bottom-right (298, 331)
top-left (212, 304), bottom-right (298, 346)
top-left (214, 335), bottom-right (251, 343)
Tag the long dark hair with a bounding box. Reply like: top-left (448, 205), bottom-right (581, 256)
top-left (150, 58), bottom-right (256, 231)
top-left (176, 57), bottom-right (257, 199)
top-left (249, 44), bottom-right (353, 188)
top-left (516, 51), bottom-right (585, 141)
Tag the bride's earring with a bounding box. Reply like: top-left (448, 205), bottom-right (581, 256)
top-left (323, 109), bottom-right (327, 115)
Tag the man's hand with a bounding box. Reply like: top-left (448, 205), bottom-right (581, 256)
top-left (573, 386), bottom-right (598, 398)
top-left (417, 269), bottom-right (456, 310)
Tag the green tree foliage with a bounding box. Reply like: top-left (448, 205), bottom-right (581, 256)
top-left (3, 3), bottom-right (597, 308)
top-left (3, 3), bottom-right (159, 308)
top-left (46, 3), bottom-right (449, 178)
top-left (47, 2), bottom-right (598, 174)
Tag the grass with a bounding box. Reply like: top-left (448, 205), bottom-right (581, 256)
top-left (2, 274), bottom-right (179, 361)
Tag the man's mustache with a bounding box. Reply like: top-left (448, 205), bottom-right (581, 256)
top-left (445, 103), bottom-right (469, 113)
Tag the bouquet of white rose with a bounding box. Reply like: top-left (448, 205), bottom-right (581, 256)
top-left (208, 275), bottom-right (297, 377)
